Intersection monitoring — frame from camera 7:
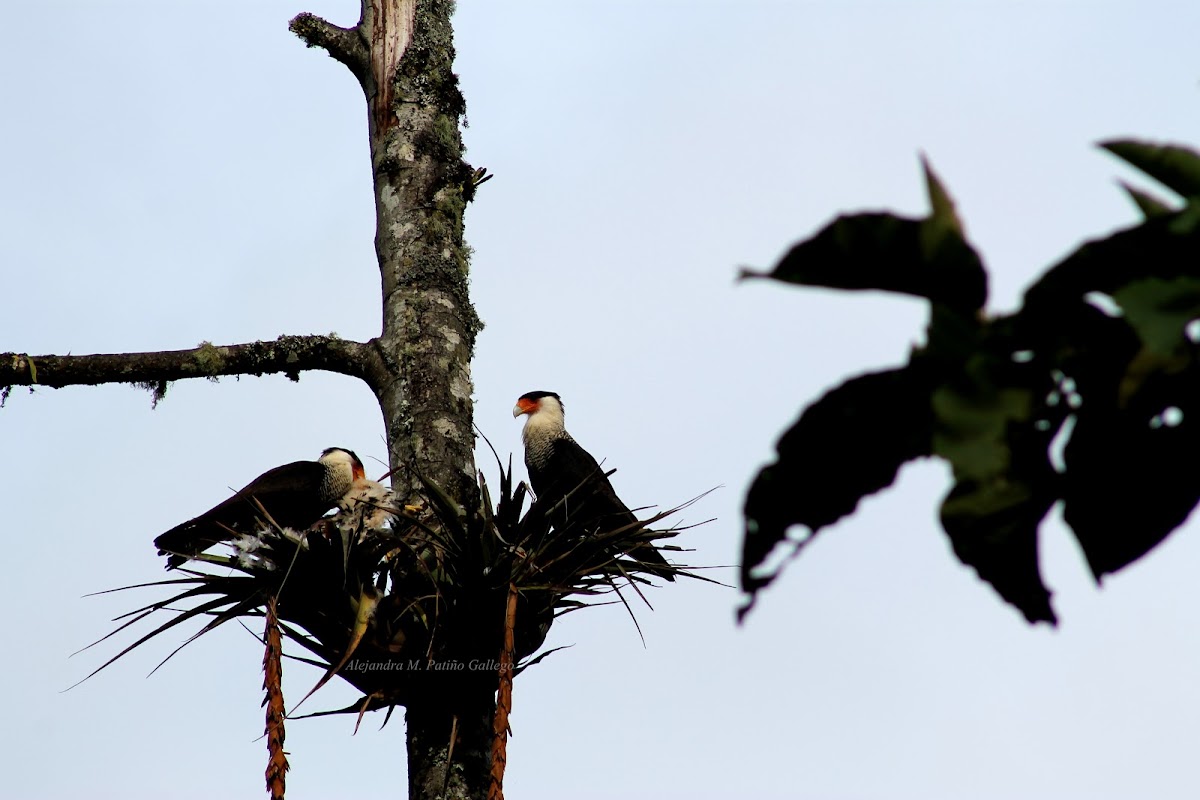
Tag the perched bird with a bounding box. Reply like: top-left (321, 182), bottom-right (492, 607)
top-left (513, 391), bottom-right (675, 581)
top-left (154, 447), bottom-right (366, 568)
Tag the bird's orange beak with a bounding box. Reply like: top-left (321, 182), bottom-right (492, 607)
top-left (513, 397), bottom-right (538, 417)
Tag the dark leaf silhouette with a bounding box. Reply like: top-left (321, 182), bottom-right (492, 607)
top-left (1063, 366), bottom-right (1200, 580)
top-left (741, 142), bottom-right (1200, 625)
top-left (1118, 181), bottom-right (1176, 219)
top-left (1102, 139), bottom-right (1200, 199)
top-left (741, 365), bottom-right (934, 605)
top-left (933, 350), bottom-right (1064, 624)
top-left (741, 158), bottom-right (987, 314)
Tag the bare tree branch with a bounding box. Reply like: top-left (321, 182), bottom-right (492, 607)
top-left (289, 1), bottom-right (421, 128)
top-left (289, 12), bottom-right (370, 85)
top-left (0, 335), bottom-right (389, 395)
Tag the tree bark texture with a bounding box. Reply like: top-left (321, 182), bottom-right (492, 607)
top-left (0, 336), bottom-right (384, 401)
top-left (294, 3), bottom-right (488, 796)
top-left (294, 0), bottom-right (481, 511)
top-left (407, 693), bottom-right (495, 800)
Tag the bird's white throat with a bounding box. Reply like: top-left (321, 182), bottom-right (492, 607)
top-left (522, 398), bottom-right (566, 443)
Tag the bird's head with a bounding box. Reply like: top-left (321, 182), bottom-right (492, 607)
top-left (319, 447), bottom-right (366, 481)
top-left (513, 391), bottom-right (563, 418)
top-left (514, 391), bottom-right (565, 434)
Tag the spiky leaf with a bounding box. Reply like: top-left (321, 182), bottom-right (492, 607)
top-left (742, 212), bottom-right (987, 313)
top-left (1119, 180), bottom-right (1176, 219)
top-left (741, 158), bottom-right (987, 313)
top-left (1102, 139), bottom-right (1200, 199)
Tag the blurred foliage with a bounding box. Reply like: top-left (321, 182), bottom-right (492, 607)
top-left (740, 140), bottom-right (1200, 625)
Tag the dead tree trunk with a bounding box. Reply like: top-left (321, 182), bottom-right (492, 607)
top-left (292, 0), bottom-right (481, 510)
top-left (294, 4), bottom-right (487, 796)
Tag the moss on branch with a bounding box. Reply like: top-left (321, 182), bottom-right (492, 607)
top-left (0, 334), bottom-right (388, 401)
top-left (289, 12), bottom-right (370, 84)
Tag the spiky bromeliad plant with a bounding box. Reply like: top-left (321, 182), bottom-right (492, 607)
top-left (82, 455), bottom-right (699, 799)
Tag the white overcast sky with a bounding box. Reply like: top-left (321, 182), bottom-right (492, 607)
top-left (4, 2), bottom-right (1200, 798)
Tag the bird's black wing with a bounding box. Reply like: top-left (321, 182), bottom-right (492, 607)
top-left (531, 438), bottom-right (637, 529)
top-left (533, 439), bottom-right (675, 581)
top-left (153, 460), bottom-right (329, 566)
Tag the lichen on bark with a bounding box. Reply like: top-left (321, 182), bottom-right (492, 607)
top-left (366, 0), bottom-right (480, 513)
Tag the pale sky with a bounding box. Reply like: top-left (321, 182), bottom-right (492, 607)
top-left (4, 2), bottom-right (1200, 798)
